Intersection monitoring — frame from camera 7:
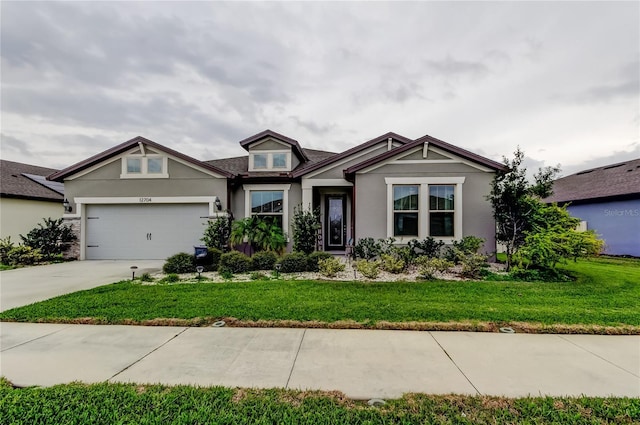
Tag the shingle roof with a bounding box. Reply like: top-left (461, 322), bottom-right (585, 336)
top-left (205, 148), bottom-right (336, 176)
top-left (544, 158), bottom-right (640, 204)
top-left (48, 136), bottom-right (234, 181)
top-left (0, 160), bottom-right (63, 202)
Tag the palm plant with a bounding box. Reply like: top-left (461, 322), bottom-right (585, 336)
top-left (230, 217), bottom-right (286, 255)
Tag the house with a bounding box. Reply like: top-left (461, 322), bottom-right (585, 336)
top-left (544, 158), bottom-right (640, 257)
top-left (1, 160), bottom-right (64, 242)
top-left (48, 130), bottom-right (507, 260)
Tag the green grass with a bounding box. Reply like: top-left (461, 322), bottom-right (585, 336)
top-left (1, 380), bottom-right (638, 424)
top-left (1, 257), bottom-right (638, 329)
top-left (0, 263), bottom-right (17, 270)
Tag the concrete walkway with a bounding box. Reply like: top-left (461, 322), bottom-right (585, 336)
top-left (0, 260), bottom-right (163, 312)
top-left (1, 323), bottom-right (638, 399)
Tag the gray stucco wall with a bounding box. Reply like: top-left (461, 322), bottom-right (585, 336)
top-left (354, 161), bottom-right (497, 253)
top-left (65, 158), bottom-right (228, 210)
top-left (309, 142), bottom-right (393, 180)
top-left (249, 139), bottom-right (289, 151)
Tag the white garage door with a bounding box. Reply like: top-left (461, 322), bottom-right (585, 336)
top-left (86, 204), bottom-right (209, 260)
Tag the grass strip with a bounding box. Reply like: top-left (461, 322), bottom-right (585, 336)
top-left (1, 379), bottom-right (638, 425)
top-left (1, 257), bottom-right (638, 331)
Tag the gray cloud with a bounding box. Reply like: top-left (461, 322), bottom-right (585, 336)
top-left (425, 56), bottom-right (490, 80)
top-left (1, 134), bottom-right (33, 157)
top-left (560, 143), bottom-right (640, 176)
top-left (289, 116), bottom-right (337, 136)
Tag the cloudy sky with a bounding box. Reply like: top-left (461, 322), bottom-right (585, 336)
top-left (1, 1), bottom-right (638, 176)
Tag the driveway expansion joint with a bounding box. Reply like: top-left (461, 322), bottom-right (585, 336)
top-left (0, 323), bottom-right (72, 352)
top-left (107, 327), bottom-right (189, 381)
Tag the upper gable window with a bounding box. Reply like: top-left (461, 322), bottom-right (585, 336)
top-left (121, 155), bottom-right (168, 178)
top-left (249, 151), bottom-right (291, 172)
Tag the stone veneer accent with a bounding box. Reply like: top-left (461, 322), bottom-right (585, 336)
top-left (63, 217), bottom-right (81, 260)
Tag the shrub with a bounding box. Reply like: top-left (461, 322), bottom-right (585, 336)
top-left (307, 251), bottom-right (333, 272)
top-left (251, 251), bottom-right (278, 270)
top-left (416, 257), bottom-right (454, 280)
top-left (0, 236), bottom-right (15, 264)
top-left (140, 273), bottom-right (154, 282)
top-left (160, 273), bottom-right (180, 284)
top-left (5, 246), bottom-right (42, 266)
top-left (20, 218), bottom-right (76, 260)
top-left (219, 270), bottom-right (234, 280)
top-left (408, 237), bottom-right (444, 259)
top-left (250, 271), bottom-right (270, 281)
top-left (317, 257), bottom-right (345, 277)
top-left (380, 253), bottom-right (405, 274)
top-left (355, 259), bottom-right (380, 279)
top-left (208, 248), bottom-right (222, 271)
top-left (201, 216), bottom-right (231, 252)
top-left (445, 236), bottom-right (485, 264)
top-left (163, 253), bottom-right (195, 274)
top-left (460, 253), bottom-right (489, 279)
top-left (354, 237), bottom-right (381, 260)
top-left (278, 252), bottom-right (308, 273)
top-left (292, 205), bottom-right (321, 254)
top-left (219, 251), bottom-right (251, 274)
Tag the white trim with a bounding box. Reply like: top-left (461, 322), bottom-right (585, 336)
top-left (242, 184), bottom-right (291, 236)
top-left (120, 154), bottom-right (169, 179)
top-left (385, 177), bottom-right (465, 242)
top-left (395, 160), bottom-right (459, 164)
top-left (423, 142), bottom-right (429, 158)
top-left (303, 144), bottom-right (388, 179)
top-left (250, 138), bottom-right (290, 149)
top-left (301, 178), bottom-right (353, 189)
top-left (249, 150), bottom-right (292, 172)
top-left (66, 147), bottom-right (139, 180)
top-left (138, 141), bottom-right (146, 156)
top-left (428, 146), bottom-right (494, 172)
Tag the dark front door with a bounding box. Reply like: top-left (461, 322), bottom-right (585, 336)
top-left (325, 195), bottom-right (346, 250)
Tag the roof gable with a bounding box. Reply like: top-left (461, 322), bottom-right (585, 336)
top-left (238, 130), bottom-right (309, 163)
top-left (48, 136), bottom-right (233, 182)
top-left (344, 134), bottom-right (507, 177)
top-left (293, 132), bottom-right (413, 178)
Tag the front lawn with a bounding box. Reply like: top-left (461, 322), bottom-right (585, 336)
top-left (1, 380), bottom-right (638, 425)
top-left (1, 257), bottom-right (638, 332)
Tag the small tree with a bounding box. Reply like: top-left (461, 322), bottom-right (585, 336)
top-left (202, 216), bottom-right (231, 252)
top-left (291, 205), bottom-right (321, 254)
top-left (20, 218), bottom-right (76, 260)
top-left (488, 147), bottom-right (559, 271)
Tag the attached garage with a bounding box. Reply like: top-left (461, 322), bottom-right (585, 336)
top-left (85, 204), bottom-right (209, 260)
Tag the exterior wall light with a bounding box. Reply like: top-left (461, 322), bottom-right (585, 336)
top-left (63, 198), bottom-right (72, 213)
top-left (214, 198), bottom-right (222, 211)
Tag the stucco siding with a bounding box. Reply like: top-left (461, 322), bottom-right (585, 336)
top-left (65, 159), bottom-right (228, 210)
top-left (354, 163), bottom-right (496, 252)
top-left (250, 139), bottom-right (290, 151)
top-left (567, 199), bottom-right (640, 256)
top-left (399, 149), bottom-right (450, 160)
top-left (308, 143), bottom-right (392, 180)
top-left (0, 198), bottom-right (62, 241)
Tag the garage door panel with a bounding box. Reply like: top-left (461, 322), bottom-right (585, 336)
top-left (86, 204), bottom-right (209, 260)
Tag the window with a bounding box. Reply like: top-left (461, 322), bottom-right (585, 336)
top-left (393, 185), bottom-right (419, 237)
top-left (272, 153), bottom-right (287, 168)
top-left (121, 155), bottom-right (168, 178)
top-left (126, 158), bottom-right (142, 173)
top-left (429, 185), bottom-right (455, 237)
top-left (385, 177), bottom-right (464, 241)
top-left (253, 154), bottom-right (268, 169)
top-left (249, 151), bottom-right (291, 171)
top-left (251, 190), bottom-right (284, 228)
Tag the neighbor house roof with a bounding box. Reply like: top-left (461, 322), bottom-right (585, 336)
top-left (238, 129), bottom-right (310, 163)
top-left (1, 159), bottom-right (64, 202)
top-left (48, 136), bottom-right (234, 181)
top-left (292, 132), bottom-right (413, 178)
top-left (544, 157), bottom-right (640, 204)
top-left (343, 133), bottom-right (508, 176)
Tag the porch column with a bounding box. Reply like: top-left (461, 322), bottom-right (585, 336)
top-left (301, 187), bottom-right (313, 211)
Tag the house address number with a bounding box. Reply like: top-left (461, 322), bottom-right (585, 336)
top-left (139, 197), bottom-right (152, 203)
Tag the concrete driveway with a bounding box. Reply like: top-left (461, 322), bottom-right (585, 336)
top-left (0, 260), bottom-right (163, 312)
top-left (1, 323), bottom-right (638, 399)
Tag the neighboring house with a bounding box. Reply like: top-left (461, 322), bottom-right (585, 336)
top-left (48, 130), bottom-right (507, 260)
top-left (1, 160), bottom-right (64, 242)
top-left (544, 158), bottom-right (640, 257)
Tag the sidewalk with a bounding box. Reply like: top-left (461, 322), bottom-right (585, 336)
top-left (1, 322), bottom-right (638, 399)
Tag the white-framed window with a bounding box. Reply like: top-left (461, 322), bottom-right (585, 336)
top-left (244, 184), bottom-right (291, 232)
top-left (385, 177), bottom-right (465, 241)
top-left (121, 155), bottom-right (169, 178)
top-left (249, 151), bottom-right (291, 171)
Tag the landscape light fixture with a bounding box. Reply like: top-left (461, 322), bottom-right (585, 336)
top-left (63, 199), bottom-right (72, 213)
top-left (130, 265), bottom-right (138, 280)
top-left (274, 263), bottom-right (281, 279)
top-left (196, 265), bottom-right (204, 279)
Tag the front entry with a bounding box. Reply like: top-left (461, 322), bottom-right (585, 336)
top-left (325, 195), bottom-right (346, 250)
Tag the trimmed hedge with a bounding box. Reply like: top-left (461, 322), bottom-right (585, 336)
top-left (163, 253), bottom-right (195, 274)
